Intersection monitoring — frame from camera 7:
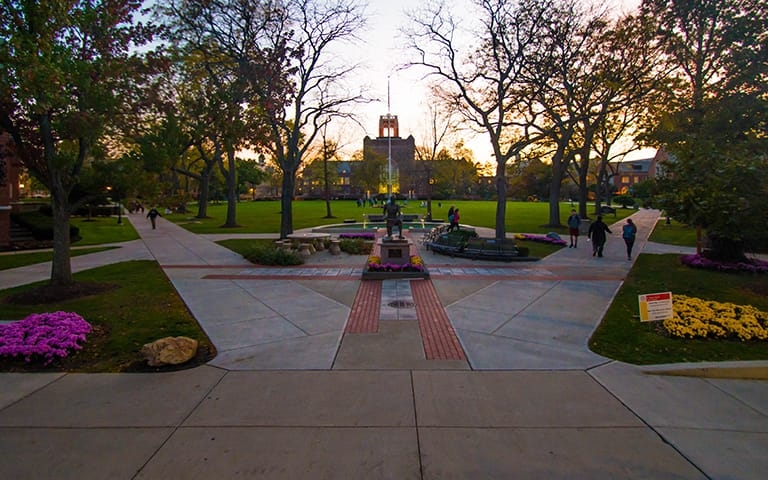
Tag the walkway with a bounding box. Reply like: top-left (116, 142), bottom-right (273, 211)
top-left (1, 209), bottom-right (767, 479)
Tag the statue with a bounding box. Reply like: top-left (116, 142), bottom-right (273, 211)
top-left (383, 198), bottom-right (403, 239)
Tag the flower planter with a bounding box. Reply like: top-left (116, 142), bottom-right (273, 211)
top-left (362, 267), bottom-right (430, 280)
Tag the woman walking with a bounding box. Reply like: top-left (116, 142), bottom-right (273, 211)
top-left (622, 218), bottom-right (638, 260)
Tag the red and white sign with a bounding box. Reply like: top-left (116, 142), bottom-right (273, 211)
top-left (639, 292), bottom-right (674, 322)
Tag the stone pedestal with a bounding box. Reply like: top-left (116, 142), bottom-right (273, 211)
top-left (379, 238), bottom-right (411, 265)
top-left (298, 243), bottom-right (313, 257)
top-left (329, 239), bottom-right (341, 255)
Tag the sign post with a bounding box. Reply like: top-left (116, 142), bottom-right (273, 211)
top-left (639, 292), bottom-right (674, 322)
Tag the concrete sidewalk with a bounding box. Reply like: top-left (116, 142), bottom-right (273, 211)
top-left (1, 209), bottom-right (767, 479)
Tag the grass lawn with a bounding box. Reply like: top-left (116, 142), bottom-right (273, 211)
top-left (72, 216), bottom-right (140, 245)
top-left (649, 219), bottom-right (699, 247)
top-left (0, 247), bottom-right (116, 271)
top-left (589, 253), bottom-right (768, 364)
top-left (166, 200), bottom-right (634, 234)
top-left (0, 217), bottom-right (137, 271)
top-left (0, 261), bottom-right (214, 372)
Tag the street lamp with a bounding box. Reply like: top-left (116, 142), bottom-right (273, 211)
top-left (116, 189), bottom-right (122, 225)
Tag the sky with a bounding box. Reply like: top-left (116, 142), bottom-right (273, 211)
top-left (339, 0), bottom-right (654, 164)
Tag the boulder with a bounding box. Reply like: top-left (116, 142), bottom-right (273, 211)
top-left (141, 336), bottom-right (199, 367)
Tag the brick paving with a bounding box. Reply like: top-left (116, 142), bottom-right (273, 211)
top-left (411, 279), bottom-right (467, 361)
top-left (345, 280), bottom-right (381, 333)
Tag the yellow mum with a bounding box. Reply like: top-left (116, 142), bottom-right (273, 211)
top-left (663, 295), bottom-right (768, 341)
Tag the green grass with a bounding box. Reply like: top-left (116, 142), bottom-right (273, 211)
top-left (71, 216), bottom-right (140, 245)
top-left (649, 219), bottom-right (699, 247)
top-left (166, 200), bottom-right (634, 234)
top-left (589, 254), bottom-right (768, 364)
top-left (0, 261), bottom-right (213, 372)
top-left (0, 216), bottom-right (136, 271)
top-left (0, 247), bottom-right (116, 271)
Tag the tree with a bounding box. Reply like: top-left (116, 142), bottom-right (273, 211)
top-left (236, 158), bottom-right (268, 200)
top-left (159, 0), bottom-right (285, 228)
top-left (571, 12), bottom-right (669, 218)
top-left (405, 0), bottom-right (554, 241)
top-left (350, 148), bottom-right (385, 197)
top-left (0, 0), bottom-right (163, 285)
top-left (642, 0), bottom-right (768, 260)
top-left (252, 0), bottom-right (368, 238)
top-left (413, 105), bottom-right (455, 219)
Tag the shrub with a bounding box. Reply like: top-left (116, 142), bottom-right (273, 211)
top-left (11, 211), bottom-right (81, 241)
top-left (243, 245), bottom-right (304, 266)
top-left (613, 195), bottom-right (635, 208)
top-left (339, 232), bottom-right (375, 240)
top-left (339, 238), bottom-right (373, 255)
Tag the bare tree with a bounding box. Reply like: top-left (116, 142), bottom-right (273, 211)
top-left (404, 0), bottom-right (554, 241)
top-left (252, 0), bottom-right (369, 238)
top-left (413, 103), bottom-right (455, 220)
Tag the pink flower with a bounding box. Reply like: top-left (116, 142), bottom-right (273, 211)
top-left (0, 312), bottom-right (92, 365)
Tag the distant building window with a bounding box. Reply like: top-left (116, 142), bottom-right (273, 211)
top-left (621, 176), bottom-right (630, 184)
top-left (632, 164), bottom-right (643, 170)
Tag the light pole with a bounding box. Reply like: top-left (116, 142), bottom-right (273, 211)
top-left (116, 189), bottom-right (122, 225)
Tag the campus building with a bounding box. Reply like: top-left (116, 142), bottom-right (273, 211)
top-left (362, 115), bottom-right (416, 197)
top-left (611, 148), bottom-right (668, 195)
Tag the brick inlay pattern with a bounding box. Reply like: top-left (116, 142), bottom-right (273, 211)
top-left (345, 280), bottom-right (382, 333)
top-left (411, 279), bottom-right (467, 360)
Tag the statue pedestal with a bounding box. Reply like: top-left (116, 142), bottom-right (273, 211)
top-left (379, 238), bottom-right (410, 265)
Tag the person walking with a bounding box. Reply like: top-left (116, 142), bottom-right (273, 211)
top-left (622, 218), bottom-right (638, 260)
top-left (567, 209), bottom-right (581, 248)
top-left (449, 208), bottom-right (460, 232)
top-left (446, 205), bottom-right (455, 230)
top-left (588, 215), bottom-right (612, 257)
top-left (146, 207), bottom-right (161, 230)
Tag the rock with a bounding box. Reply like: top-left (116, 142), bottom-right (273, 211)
top-left (141, 336), bottom-right (199, 367)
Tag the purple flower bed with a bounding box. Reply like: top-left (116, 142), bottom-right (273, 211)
top-left (680, 254), bottom-right (768, 274)
top-left (339, 233), bottom-right (375, 240)
top-left (517, 233), bottom-right (568, 246)
top-left (0, 311), bottom-right (93, 364)
top-left (366, 262), bottom-right (424, 272)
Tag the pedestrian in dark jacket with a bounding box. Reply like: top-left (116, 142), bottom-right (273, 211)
top-left (588, 215), bottom-right (612, 257)
top-left (147, 207), bottom-right (161, 229)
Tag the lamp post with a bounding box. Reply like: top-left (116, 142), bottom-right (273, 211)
top-left (116, 189), bottom-right (122, 225)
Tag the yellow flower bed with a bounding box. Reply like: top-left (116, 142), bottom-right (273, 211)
top-left (664, 295), bottom-right (768, 341)
top-left (367, 255), bottom-right (381, 265)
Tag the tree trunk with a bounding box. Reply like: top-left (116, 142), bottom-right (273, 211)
top-left (548, 157), bottom-right (565, 227)
top-left (495, 161), bottom-right (507, 241)
top-left (323, 155), bottom-right (333, 218)
top-left (222, 150), bottom-right (238, 227)
top-left (196, 164), bottom-right (213, 219)
top-left (50, 187), bottom-right (73, 286)
top-left (280, 171), bottom-right (296, 239)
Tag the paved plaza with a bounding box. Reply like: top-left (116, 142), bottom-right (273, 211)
top-left (1, 209), bottom-right (767, 479)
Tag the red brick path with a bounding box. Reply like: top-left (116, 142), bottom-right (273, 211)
top-left (411, 279), bottom-right (467, 361)
top-left (345, 280), bottom-right (381, 333)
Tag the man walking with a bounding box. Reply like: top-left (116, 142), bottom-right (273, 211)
top-left (146, 207), bottom-right (161, 229)
top-left (588, 215), bottom-right (612, 257)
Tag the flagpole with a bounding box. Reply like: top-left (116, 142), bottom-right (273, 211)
top-left (387, 77), bottom-right (392, 200)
